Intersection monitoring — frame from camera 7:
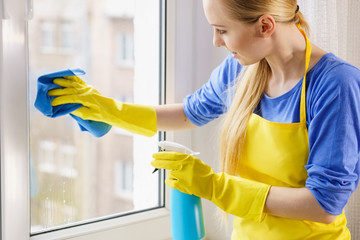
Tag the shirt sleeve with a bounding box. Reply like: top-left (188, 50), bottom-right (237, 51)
top-left (183, 54), bottom-right (243, 126)
top-left (305, 63), bottom-right (360, 215)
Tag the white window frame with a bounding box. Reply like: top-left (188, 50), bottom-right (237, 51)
top-left (0, 0), bottom-right (180, 239)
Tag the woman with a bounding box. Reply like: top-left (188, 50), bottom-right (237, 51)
top-left (49, 0), bottom-right (360, 239)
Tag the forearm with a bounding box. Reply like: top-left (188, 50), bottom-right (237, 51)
top-left (155, 103), bottom-right (197, 131)
top-left (264, 186), bottom-right (336, 224)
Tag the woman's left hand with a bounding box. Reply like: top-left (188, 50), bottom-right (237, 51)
top-left (151, 152), bottom-right (215, 199)
top-left (152, 151), bottom-right (271, 222)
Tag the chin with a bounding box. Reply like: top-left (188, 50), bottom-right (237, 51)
top-left (236, 57), bottom-right (261, 66)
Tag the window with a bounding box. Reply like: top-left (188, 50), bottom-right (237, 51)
top-left (59, 21), bottom-right (75, 51)
top-left (28, 0), bottom-right (164, 235)
top-left (40, 21), bottom-right (55, 52)
top-left (116, 32), bottom-right (134, 66)
top-left (114, 160), bottom-right (133, 198)
top-left (0, 0), bottom-right (170, 239)
top-left (38, 140), bottom-right (56, 174)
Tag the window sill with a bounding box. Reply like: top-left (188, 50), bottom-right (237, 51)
top-left (31, 207), bottom-right (171, 240)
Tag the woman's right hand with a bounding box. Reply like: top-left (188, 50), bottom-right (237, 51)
top-left (48, 76), bottom-right (157, 137)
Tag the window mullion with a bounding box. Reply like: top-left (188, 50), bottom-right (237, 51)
top-left (1, 0), bottom-right (30, 239)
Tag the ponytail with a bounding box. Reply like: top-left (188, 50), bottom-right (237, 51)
top-left (295, 10), bottom-right (310, 35)
top-left (220, 59), bottom-right (270, 174)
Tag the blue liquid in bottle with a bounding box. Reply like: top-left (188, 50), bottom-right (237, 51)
top-left (171, 188), bottom-right (205, 240)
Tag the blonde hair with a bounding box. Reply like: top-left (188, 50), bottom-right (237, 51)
top-left (220, 1), bottom-right (310, 175)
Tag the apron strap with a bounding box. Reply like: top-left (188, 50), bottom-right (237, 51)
top-left (298, 27), bottom-right (311, 124)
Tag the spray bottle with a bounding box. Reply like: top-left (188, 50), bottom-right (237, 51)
top-left (158, 141), bottom-right (205, 240)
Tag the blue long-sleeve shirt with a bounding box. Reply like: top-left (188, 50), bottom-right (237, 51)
top-left (183, 53), bottom-right (360, 215)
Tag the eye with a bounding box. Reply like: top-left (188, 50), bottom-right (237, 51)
top-left (216, 29), bottom-right (226, 35)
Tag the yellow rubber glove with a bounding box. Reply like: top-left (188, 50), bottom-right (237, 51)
top-left (151, 152), bottom-right (271, 222)
top-left (48, 76), bottom-right (157, 137)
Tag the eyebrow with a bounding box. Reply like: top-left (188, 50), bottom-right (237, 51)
top-left (211, 24), bottom-right (226, 28)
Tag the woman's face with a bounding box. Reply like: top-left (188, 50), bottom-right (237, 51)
top-left (203, 0), bottom-right (269, 65)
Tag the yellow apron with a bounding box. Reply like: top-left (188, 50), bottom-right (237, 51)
top-left (232, 29), bottom-right (351, 239)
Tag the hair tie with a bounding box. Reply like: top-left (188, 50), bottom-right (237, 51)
top-left (295, 5), bottom-right (300, 14)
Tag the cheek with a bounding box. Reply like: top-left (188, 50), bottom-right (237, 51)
top-left (236, 37), bottom-right (265, 57)
top-left (229, 35), bottom-right (253, 52)
top-left (233, 42), bottom-right (264, 65)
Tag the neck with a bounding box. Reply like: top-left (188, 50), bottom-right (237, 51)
top-left (263, 24), bottom-right (327, 98)
top-left (265, 23), bottom-right (307, 86)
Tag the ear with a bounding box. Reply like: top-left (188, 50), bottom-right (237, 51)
top-left (257, 14), bottom-right (276, 38)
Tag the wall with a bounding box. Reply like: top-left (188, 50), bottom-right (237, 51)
top-left (168, 0), bottom-right (230, 239)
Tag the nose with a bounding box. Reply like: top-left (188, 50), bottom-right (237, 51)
top-left (213, 31), bottom-right (224, 47)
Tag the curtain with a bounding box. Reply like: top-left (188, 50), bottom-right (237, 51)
top-left (298, 0), bottom-right (360, 68)
top-left (298, 0), bottom-right (360, 238)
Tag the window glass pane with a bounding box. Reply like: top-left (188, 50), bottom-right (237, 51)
top-left (28, 0), bottom-right (162, 234)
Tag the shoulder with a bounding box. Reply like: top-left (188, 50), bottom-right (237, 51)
top-left (308, 53), bottom-right (360, 88)
top-left (210, 54), bottom-right (243, 85)
top-left (307, 53), bottom-right (360, 100)
top-left (205, 54), bottom-right (243, 102)
top-left (307, 53), bottom-right (360, 116)
top-left (182, 55), bottom-right (242, 126)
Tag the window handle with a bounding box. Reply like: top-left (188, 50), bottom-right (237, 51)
top-left (25, 0), bottom-right (33, 20)
top-left (1, 0), bottom-right (9, 19)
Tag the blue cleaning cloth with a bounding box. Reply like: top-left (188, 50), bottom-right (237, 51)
top-left (34, 69), bottom-right (112, 137)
